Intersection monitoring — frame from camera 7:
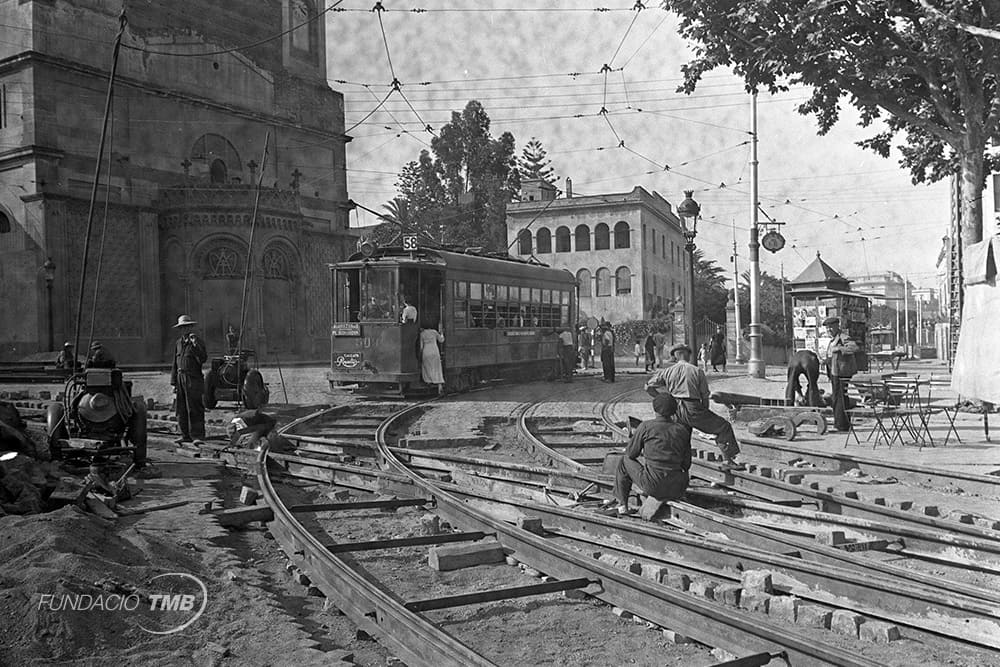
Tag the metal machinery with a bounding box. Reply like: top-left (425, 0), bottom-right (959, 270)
top-left (204, 350), bottom-right (269, 409)
top-left (328, 241), bottom-right (578, 394)
top-left (45, 368), bottom-right (147, 467)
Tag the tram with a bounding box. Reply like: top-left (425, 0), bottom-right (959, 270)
top-left (327, 240), bottom-right (578, 393)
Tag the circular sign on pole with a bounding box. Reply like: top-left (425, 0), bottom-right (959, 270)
top-left (761, 229), bottom-right (786, 253)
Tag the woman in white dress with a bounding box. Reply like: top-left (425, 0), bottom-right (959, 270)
top-left (419, 326), bottom-right (445, 395)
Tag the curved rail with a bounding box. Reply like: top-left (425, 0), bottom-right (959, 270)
top-left (259, 402), bottom-right (495, 667)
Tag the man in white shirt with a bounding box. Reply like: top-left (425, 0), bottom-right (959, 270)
top-left (645, 343), bottom-right (743, 469)
top-left (400, 297), bottom-right (418, 324)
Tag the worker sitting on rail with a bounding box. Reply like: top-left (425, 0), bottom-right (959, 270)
top-left (227, 409), bottom-right (277, 449)
top-left (645, 344), bottom-right (744, 471)
top-left (610, 394), bottom-right (691, 516)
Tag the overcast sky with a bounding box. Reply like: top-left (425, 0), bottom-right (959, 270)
top-left (324, 2), bottom-right (952, 289)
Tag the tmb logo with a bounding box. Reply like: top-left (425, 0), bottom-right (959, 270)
top-left (138, 573), bottom-right (208, 635)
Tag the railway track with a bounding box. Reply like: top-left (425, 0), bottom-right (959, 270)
top-left (249, 395), bottom-right (999, 665)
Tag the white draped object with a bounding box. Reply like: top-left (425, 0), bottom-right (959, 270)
top-left (951, 236), bottom-right (1000, 404)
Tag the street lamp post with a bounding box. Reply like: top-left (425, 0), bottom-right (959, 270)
top-left (677, 190), bottom-right (700, 348)
top-left (42, 257), bottom-right (56, 351)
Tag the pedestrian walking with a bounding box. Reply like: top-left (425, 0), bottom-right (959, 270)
top-left (652, 329), bottom-right (666, 368)
top-left (633, 337), bottom-right (643, 368)
top-left (600, 322), bottom-right (616, 383)
top-left (823, 317), bottom-right (860, 431)
top-left (558, 328), bottom-right (576, 381)
top-left (170, 314), bottom-right (208, 444)
top-left (709, 326), bottom-right (727, 372)
top-left (645, 343), bottom-right (743, 469)
top-left (578, 325), bottom-right (593, 370)
top-left (644, 333), bottom-right (656, 372)
top-left (698, 343), bottom-right (710, 372)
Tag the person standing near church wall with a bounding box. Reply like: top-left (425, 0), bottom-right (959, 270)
top-left (170, 315), bottom-right (208, 444)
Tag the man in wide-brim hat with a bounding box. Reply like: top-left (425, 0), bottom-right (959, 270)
top-left (643, 340), bottom-right (744, 470)
top-left (170, 314), bottom-right (208, 444)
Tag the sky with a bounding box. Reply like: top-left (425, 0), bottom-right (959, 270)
top-left (323, 1), bottom-right (952, 289)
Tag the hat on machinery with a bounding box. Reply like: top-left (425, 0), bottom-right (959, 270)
top-left (173, 314), bottom-right (198, 328)
top-left (78, 393), bottom-right (117, 422)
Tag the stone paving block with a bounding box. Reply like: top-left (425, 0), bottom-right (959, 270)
top-left (785, 474), bottom-right (804, 485)
top-left (758, 467), bottom-right (773, 478)
top-left (796, 604), bottom-right (831, 629)
top-left (612, 606), bottom-right (634, 620)
top-left (831, 610), bottom-right (865, 638)
top-left (666, 572), bottom-right (690, 591)
top-left (688, 579), bottom-right (717, 600)
top-left (239, 486), bottom-right (259, 506)
top-left (740, 570), bottom-right (773, 593)
top-left (844, 490), bottom-right (859, 499)
top-left (739, 591), bottom-right (771, 613)
top-left (890, 499), bottom-right (913, 510)
top-left (626, 561), bottom-right (643, 575)
top-left (640, 564), bottom-right (667, 582)
top-left (715, 584), bottom-right (742, 607)
top-left (817, 531), bottom-right (847, 546)
top-left (948, 511), bottom-right (975, 524)
top-left (808, 481), bottom-right (820, 490)
top-left (428, 539), bottom-right (505, 571)
top-left (662, 629), bottom-right (694, 644)
top-left (517, 516), bottom-right (544, 534)
top-left (860, 620), bottom-right (902, 643)
top-left (871, 497), bottom-right (886, 505)
top-left (768, 596), bottom-right (799, 623)
top-left (920, 505), bottom-right (940, 517)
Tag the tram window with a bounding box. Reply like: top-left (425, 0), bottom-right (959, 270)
top-left (496, 301), bottom-right (509, 328)
top-left (335, 268), bottom-right (360, 322)
top-left (484, 302), bottom-right (497, 329)
top-left (497, 285), bottom-right (508, 301)
top-left (359, 268), bottom-right (396, 321)
top-left (454, 299), bottom-right (467, 326)
top-left (560, 290), bottom-right (570, 305)
top-left (561, 306), bottom-right (570, 327)
top-left (531, 288), bottom-right (541, 303)
top-left (455, 281), bottom-right (467, 298)
top-left (484, 283), bottom-right (497, 301)
top-left (470, 282), bottom-right (482, 300)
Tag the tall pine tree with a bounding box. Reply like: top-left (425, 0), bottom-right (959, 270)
top-left (518, 137), bottom-right (556, 184)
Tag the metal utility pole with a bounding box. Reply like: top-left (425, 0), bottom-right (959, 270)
top-left (904, 275), bottom-right (911, 358)
top-left (732, 220), bottom-right (744, 363)
top-left (780, 263), bottom-right (788, 359)
top-left (747, 91), bottom-right (765, 378)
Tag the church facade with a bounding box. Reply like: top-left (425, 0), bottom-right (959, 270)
top-left (0, 0), bottom-right (356, 361)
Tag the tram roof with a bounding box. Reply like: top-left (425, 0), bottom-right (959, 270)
top-left (331, 246), bottom-right (576, 284)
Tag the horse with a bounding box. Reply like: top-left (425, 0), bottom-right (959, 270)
top-left (786, 350), bottom-right (823, 407)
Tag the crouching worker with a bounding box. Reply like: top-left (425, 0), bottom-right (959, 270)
top-left (227, 409), bottom-right (277, 449)
top-left (611, 394), bottom-right (691, 516)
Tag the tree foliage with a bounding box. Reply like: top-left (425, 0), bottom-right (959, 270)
top-left (662, 0), bottom-right (1000, 246)
top-left (518, 137), bottom-right (556, 184)
top-left (692, 247), bottom-right (729, 324)
top-left (736, 270), bottom-right (791, 347)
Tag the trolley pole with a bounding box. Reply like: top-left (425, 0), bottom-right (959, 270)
top-left (732, 221), bottom-right (744, 363)
top-left (747, 91), bottom-right (766, 378)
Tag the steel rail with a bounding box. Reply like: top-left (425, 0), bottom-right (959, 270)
top-left (259, 403), bottom-right (496, 667)
top-left (414, 472), bottom-right (1000, 651)
top-left (375, 405), bottom-right (882, 666)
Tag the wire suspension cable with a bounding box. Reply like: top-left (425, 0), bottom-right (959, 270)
top-left (88, 94), bottom-right (116, 351)
top-left (236, 132), bottom-right (271, 355)
top-left (73, 6), bottom-right (126, 366)
top-left (345, 88), bottom-right (395, 134)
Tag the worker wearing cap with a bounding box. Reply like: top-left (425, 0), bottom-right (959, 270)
top-left (823, 317), bottom-right (860, 431)
top-left (85, 341), bottom-right (116, 369)
top-left (645, 342), bottom-right (743, 469)
top-left (611, 394), bottom-right (692, 515)
top-left (55, 342), bottom-right (79, 371)
top-left (170, 314), bottom-right (208, 444)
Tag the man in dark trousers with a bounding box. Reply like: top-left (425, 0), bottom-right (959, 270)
top-left (170, 314), bottom-right (208, 444)
top-left (599, 321), bottom-right (616, 383)
top-left (611, 394), bottom-right (692, 515)
top-left (645, 343), bottom-right (743, 469)
top-left (823, 317), bottom-right (860, 431)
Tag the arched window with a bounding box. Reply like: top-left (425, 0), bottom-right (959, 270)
top-left (536, 228), bottom-right (552, 254)
top-left (263, 247), bottom-right (291, 279)
top-left (555, 226), bottom-right (571, 252)
top-left (517, 229), bottom-right (532, 255)
top-left (0, 211), bottom-right (10, 233)
top-left (191, 134), bottom-right (243, 183)
top-left (595, 267), bottom-right (612, 296)
top-left (204, 245), bottom-right (243, 279)
top-left (615, 266), bottom-right (632, 295)
top-left (574, 224), bottom-right (590, 251)
top-left (594, 223), bottom-right (610, 250)
top-left (210, 159), bottom-right (228, 184)
top-left (613, 221), bottom-right (630, 249)
top-left (576, 268), bottom-right (592, 297)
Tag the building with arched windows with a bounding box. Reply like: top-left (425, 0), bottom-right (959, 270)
top-left (0, 1), bottom-right (356, 361)
top-left (507, 180), bottom-right (688, 323)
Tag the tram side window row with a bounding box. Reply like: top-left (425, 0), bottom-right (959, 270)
top-left (453, 280), bottom-right (571, 330)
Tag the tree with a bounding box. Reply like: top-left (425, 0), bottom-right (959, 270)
top-left (662, 0), bottom-right (1000, 247)
top-left (692, 248), bottom-right (729, 324)
top-left (518, 137), bottom-right (556, 184)
top-left (736, 270), bottom-right (791, 346)
top-left (430, 101), bottom-right (520, 251)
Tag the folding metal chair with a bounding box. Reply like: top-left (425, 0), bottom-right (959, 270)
top-left (927, 376), bottom-right (962, 445)
top-left (845, 380), bottom-right (896, 448)
top-left (884, 377), bottom-right (934, 448)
